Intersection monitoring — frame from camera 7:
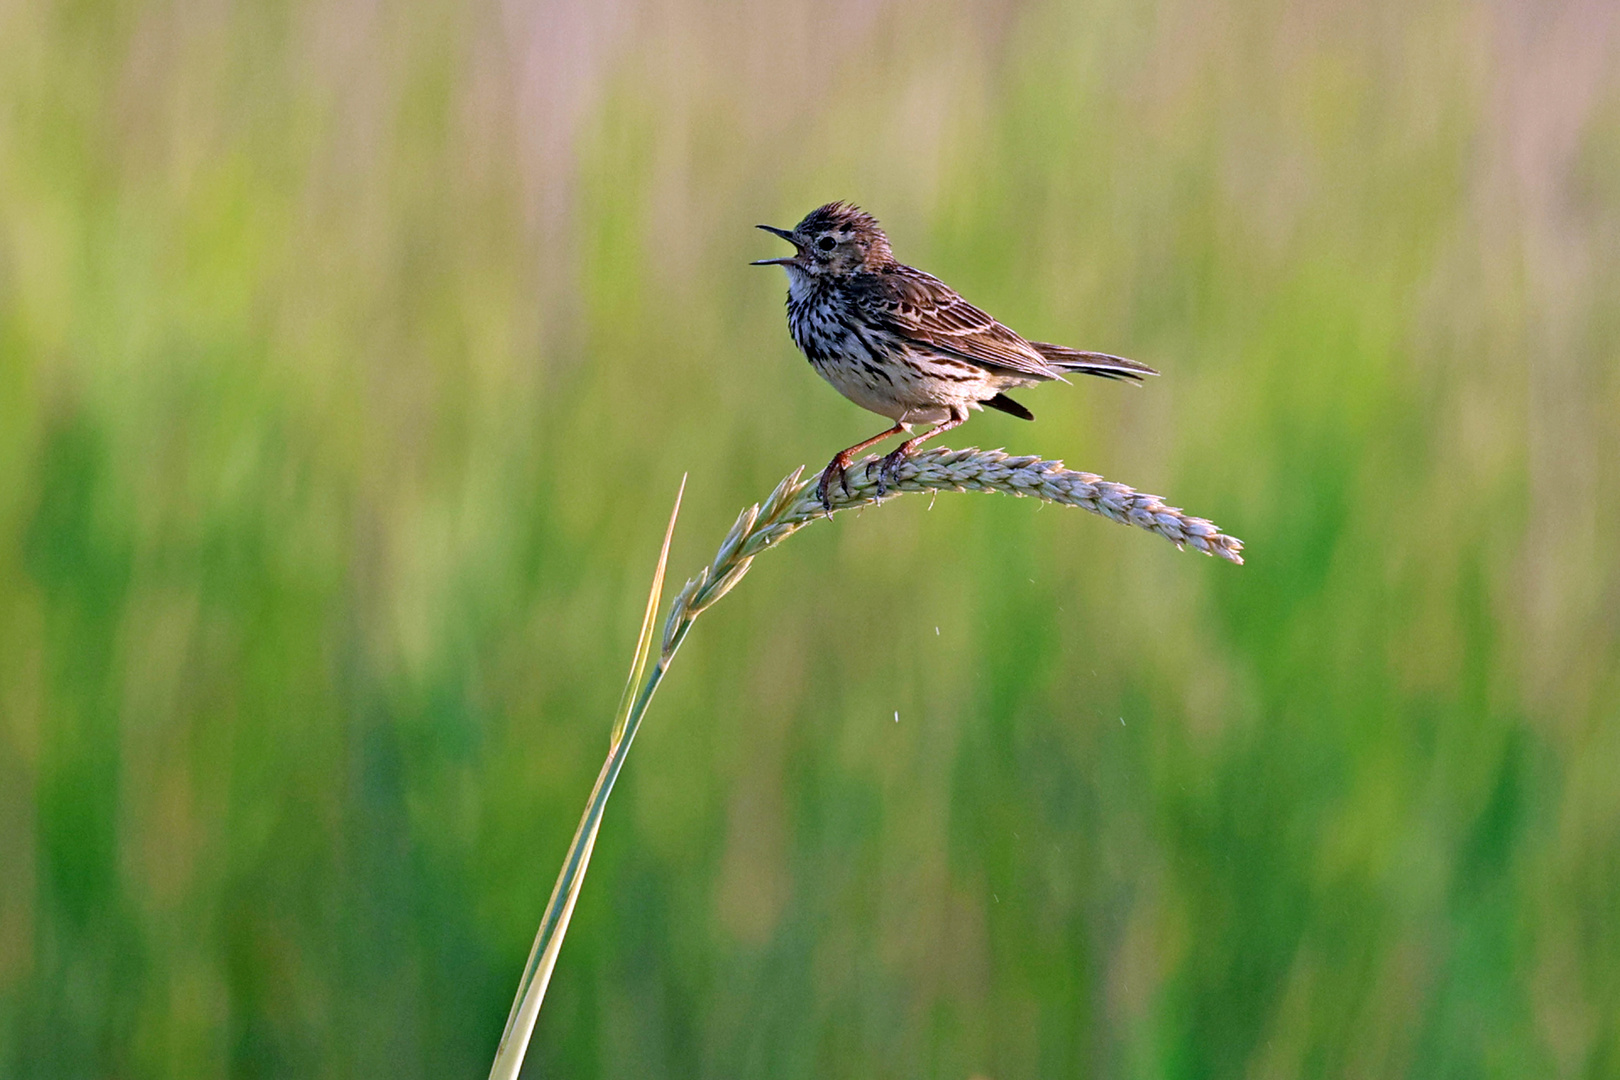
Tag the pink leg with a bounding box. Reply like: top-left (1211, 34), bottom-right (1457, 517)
top-left (872, 409), bottom-right (968, 496)
top-left (817, 421), bottom-right (908, 513)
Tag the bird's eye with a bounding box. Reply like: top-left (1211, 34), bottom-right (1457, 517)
top-left (817, 236), bottom-right (837, 251)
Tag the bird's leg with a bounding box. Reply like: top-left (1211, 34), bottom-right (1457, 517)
top-left (818, 422), bottom-right (908, 513)
top-left (875, 409), bottom-right (967, 495)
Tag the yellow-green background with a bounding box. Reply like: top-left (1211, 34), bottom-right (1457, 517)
top-left (2, 0), bottom-right (1617, 1076)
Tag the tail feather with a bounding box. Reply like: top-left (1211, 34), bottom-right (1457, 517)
top-left (983, 393), bottom-right (1034, 420)
top-left (1030, 342), bottom-right (1159, 382)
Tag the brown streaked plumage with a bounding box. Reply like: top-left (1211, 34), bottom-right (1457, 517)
top-left (753, 202), bottom-right (1157, 511)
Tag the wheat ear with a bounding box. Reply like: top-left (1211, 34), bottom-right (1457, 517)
top-left (488, 448), bottom-right (1241, 1079)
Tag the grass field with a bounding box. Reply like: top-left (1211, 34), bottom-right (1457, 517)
top-left (2, 0), bottom-right (1618, 1076)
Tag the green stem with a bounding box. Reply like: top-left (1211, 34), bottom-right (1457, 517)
top-left (486, 636), bottom-right (687, 1080)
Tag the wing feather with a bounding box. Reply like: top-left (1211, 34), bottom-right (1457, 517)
top-left (852, 268), bottom-right (1059, 379)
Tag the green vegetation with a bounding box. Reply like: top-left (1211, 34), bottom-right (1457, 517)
top-left (1, 0), bottom-right (1616, 1076)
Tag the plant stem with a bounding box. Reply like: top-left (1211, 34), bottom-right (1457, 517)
top-left (487, 447), bottom-right (1242, 1078)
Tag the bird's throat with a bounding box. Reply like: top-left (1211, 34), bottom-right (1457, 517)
top-left (783, 265), bottom-right (818, 306)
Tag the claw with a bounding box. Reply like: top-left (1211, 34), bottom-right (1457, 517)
top-left (816, 455), bottom-right (848, 516)
top-left (877, 447), bottom-right (909, 495)
top-left (862, 457), bottom-right (882, 497)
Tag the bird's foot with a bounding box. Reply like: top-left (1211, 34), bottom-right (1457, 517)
top-left (870, 446), bottom-right (911, 498)
top-left (816, 453), bottom-right (854, 515)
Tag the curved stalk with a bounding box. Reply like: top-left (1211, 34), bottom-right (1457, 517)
top-left (488, 447), bottom-right (1242, 1079)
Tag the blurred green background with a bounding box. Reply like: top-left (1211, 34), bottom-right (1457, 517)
top-left (2, 0), bottom-right (1618, 1075)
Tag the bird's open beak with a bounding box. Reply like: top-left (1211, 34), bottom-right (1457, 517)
top-left (751, 224), bottom-right (801, 266)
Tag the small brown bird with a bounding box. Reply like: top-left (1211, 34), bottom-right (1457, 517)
top-left (754, 202), bottom-right (1157, 511)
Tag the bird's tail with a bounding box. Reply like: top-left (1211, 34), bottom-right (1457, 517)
top-left (1030, 342), bottom-right (1159, 383)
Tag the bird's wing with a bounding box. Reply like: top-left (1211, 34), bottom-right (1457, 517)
top-left (857, 268), bottom-right (1058, 379)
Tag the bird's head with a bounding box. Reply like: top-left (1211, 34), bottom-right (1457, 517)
top-left (752, 202), bottom-right (893, 278)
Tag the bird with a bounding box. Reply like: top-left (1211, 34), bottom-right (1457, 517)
top-left (753, 202), bottom-right (1157, 512)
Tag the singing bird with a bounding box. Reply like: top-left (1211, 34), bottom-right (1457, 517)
top-left (754, 202), bottom-right (1156, 511)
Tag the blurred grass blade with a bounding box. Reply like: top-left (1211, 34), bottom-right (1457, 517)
top-left (487, 477), bottom-right (686, 1080)
top-left (613, 474), bottom-right (685, 745)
